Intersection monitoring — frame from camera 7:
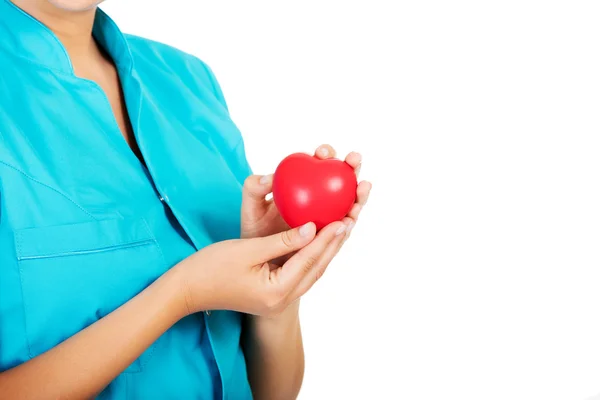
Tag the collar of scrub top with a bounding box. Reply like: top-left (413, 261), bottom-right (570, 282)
top-left (0, 0), bottom-right (134, 76)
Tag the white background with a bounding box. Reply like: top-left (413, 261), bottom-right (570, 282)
top-left (102, 1), bottom-right (600, 399)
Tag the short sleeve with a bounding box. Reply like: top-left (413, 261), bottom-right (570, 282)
top-left (228, 139), bottom-right (253, 185)
top-left (199, 60), bottom-right (229, 112)
top-left (199, 60), bottom-right (253, 184)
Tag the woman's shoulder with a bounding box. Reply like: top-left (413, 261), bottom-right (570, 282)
top-left (124, 34), bottom-right (200, 65)
top-left (123, 34), bottom-right (221, 100)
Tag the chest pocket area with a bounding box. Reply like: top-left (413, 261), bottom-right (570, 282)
top-left (14, 217), bottom-right (166, 374)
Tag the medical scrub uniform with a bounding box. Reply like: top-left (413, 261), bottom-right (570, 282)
top-left (0, 1), bottom-right (254, 398)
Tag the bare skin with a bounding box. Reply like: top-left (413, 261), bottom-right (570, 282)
top-left (242, 145), bottom-right (371, 399)
top-left (1, 1), bottom-right (373, 399)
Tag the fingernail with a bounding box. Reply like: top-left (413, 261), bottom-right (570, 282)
top-left (299, 223), bottom-right (312, 237)
top-left (335, 224), bottom-right (347, 236)
top-left (259, 175), bottom-right (271, 184)
top-left (320, 147), bottom-right (329, 157)
top-left (346, 222), bottom-right (355, 234)
top-left (355, 152), bottom-right (362, 163)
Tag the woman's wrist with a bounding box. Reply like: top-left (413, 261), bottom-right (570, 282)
top-left (248, 300), bottom-right (301, 335)
top-left (161, 264), bottom-right (197, 321)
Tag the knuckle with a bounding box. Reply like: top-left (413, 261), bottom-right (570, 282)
top-left (303, 255), bottom-right (319, 274)
top-left (280, 230), bottom-right (295, 249)
top-left (243, 175), bottom-right (264, 197)
top-left (242, 175), bottom-right (255, 189)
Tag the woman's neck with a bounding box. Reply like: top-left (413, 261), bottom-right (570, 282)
top-left (10, 0), bottom-right (101, 70)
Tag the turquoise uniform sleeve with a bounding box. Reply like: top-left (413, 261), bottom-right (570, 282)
top-left (199, 61), bottom-right (229, 112)
top-left (200, 59), bottom-right (254, 185)
top-left (229, 139), bottom-right (253, 185)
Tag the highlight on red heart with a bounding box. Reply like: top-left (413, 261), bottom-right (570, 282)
top-left (272, 153), bottom-right (358, 230)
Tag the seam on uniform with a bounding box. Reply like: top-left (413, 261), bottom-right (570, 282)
top-left (0, 160), bottom-right (97, 221)
top-left (0, 45), bottom-right (72, 77)
top-left (16, 239), bottom-right (155, 261)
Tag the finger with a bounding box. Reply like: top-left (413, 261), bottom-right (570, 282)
top-left (291, 217), bottom-right (354, 298)
top-left (243, 174), bottom-right (273, 202)
top-left (348, 203), bottom-right (362, 221)
top-left (314, 144), bottom-right (337, 159)
top-left (344, 151), bottom-right (362, 170)
top-left (356, 181), bottom-right (372, 206)
top-left (242, 174), bottom-right (274, 224)
top-left (245, 222), bottom-right (317, 265)
top-left (346, 181), bottom-right (371, 220)
top-left (276, 221), bottom-right (346, 291)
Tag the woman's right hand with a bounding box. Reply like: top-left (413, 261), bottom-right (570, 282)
top-left (175, 220), bottom-right (347, 317)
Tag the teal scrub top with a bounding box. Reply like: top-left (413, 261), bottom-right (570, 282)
top-left (0, 1), bottom-right (254, 398)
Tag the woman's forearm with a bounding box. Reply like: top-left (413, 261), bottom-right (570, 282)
top-left (0, 267), bottom-right (187, 400)
top-left (243, 302), bottom-right (306, 400)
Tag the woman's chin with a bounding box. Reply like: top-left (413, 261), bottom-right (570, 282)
top-left (46, 0), bottom-right (104, 12)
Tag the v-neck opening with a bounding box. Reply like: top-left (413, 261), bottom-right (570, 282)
top-left (92, 36), bottom-right (149, 175)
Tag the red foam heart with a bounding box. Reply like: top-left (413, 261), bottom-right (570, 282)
top-left (273, 153), bottom-right (358, 230)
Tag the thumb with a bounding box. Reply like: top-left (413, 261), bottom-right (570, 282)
top-left (243, 222), bottom-right (317, 265)
top-left (242, 174), bottom-right (274, 224)
top-left (243, 174), bottom-right (273, 204)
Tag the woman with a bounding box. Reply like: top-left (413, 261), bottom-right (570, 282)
top-left (0, 0), bottom-right (371, 399)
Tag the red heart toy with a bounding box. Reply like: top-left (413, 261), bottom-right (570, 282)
top-left (273, 153), bottom-right (358, 230)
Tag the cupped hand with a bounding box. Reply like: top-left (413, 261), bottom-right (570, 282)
top-left (175, 220), bottom-right (348, 317)
top-left (241, 144), bottom-right (372, 265)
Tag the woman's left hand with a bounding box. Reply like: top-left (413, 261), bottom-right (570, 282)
top-left (241, 144), bottom-right (372, 301)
